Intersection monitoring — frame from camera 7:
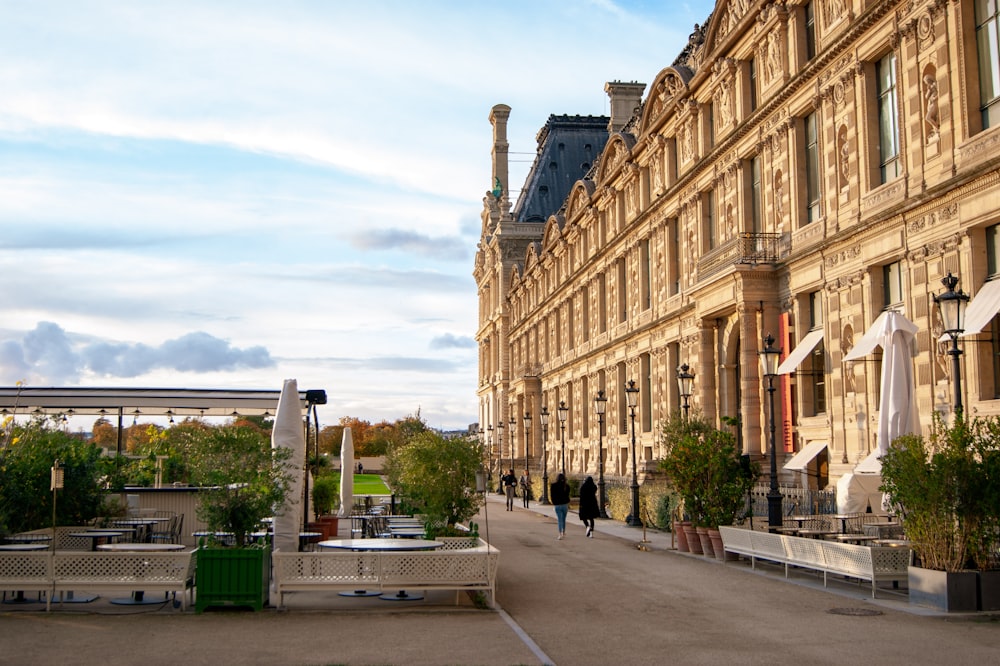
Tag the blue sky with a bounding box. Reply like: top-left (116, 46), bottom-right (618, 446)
top-left (0, 1), bottom-right (716, 430)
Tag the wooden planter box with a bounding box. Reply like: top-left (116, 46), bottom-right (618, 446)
top-left (195, 547), bottom-right (270, 613)
top-left (908, 565), bottom-right (978, 612)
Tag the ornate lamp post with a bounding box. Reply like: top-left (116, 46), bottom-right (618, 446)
top-left (540, 406), bottom-right (550, 504)
top-left (522, 412), bottom-right (531, 473)
top-left (594, 390), bottom-right (609, 518)
top-left (509, 416), bottom-right (516, 471)
top-left (486, 424), bottom-right (493, 488)
top-left (495, 420), bottom-right (505, 494)
top-left (677, 363), bottom-right (695, 419)
top-left (934, 272), bottom-right (970, 416)
top-left (624, 379), bottom-right (642, 527)
top-left (760, 333), bottom-right (783, 530)
top-left (557, 401), bottom-right (568, 475)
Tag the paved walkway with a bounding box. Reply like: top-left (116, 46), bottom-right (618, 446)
top-left (2, 495), bottom-right (1000, 665)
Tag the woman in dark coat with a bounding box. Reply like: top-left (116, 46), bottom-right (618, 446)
top-left (578, 476), bottom-right (600, 538)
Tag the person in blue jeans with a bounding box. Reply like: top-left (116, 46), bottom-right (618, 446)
top-left (550, 473), bottom-right (571, 540)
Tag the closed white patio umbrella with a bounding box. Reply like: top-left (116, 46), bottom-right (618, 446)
top-left (272, 379), bottom-right (305, 554)
top-left (338, 427), bottom-right (354, 518)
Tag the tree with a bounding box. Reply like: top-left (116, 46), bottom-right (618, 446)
top-left (0, 417), bottom-right (109, 534)
top-left (384, 430), bottom-right (483, 528)
top-left (186, 424), bottom-right (294, 547)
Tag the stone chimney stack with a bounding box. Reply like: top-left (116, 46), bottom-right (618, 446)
top-left (489, 104), bottom-right (511, 200)
top-left (604, 81), bottom-right (646, 133)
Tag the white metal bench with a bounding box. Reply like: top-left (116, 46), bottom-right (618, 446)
top-left (273, 540), bottom-right (499, 608)
top-left (0, 551), bottom-right (52, 605)
top-left (51, 549), bottom-right (197, 611)
top-left (718, 526), bottom-right (910, 598)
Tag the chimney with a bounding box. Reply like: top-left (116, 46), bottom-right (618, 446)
top-left (489, 104), bottom-right (511, 200)
top-left (604, 81), bottom-right (646, 133)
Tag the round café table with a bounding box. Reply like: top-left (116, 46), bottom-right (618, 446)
top-left (97, 543), bottom-right (186, 605)
top-left (318, 538), bottom-right (444, 601)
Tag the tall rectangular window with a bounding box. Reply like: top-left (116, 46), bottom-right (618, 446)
top-left (749, 58), bottom-right (758, 112)
top-left (877, 52), bottom-right (901, 183)
top-left (987, 224), bottom-right (1000, 398)
top-left (640, 238), bottom-right (652, 310)
top-left (668, 219), bottom-right (680, 296)
top-left (805, 112), bottom-right (821, 223)
top-left (808, 290), bottom-right (825, 415)
top-left (883, 261), bottom-right (903, 307)
top-left (977, 0), bottom-right (1000, 128)
top-left (989, 224), bottom-right (1000, 276)
top-left (617, 257), bottom-right (627, 323)
top-left (582, 284), bottom-right (590, 342)
top-left (809, 290), bottom-right (824, 328)
top-left (751, 156), bottom-right (762, 233)
top-left (704, 190), bottom-right (716, 250)
top-left (598, 273), bottom-right (608, 334)
top-left (805, 2), bottom-right (816, 61)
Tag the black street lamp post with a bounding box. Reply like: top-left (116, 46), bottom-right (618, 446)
top-left (760, 333), bottom-right (783, 530)
top-left (523, 412), bottom-right (531, 474)
top-left (625, 380), bottom-right (642, 527)
top-left (509, 416), bottom-right (516, 471)
top-left (495, 421), bottom-right (505, 494)
top-left (557, 401), bottom-right (568, 475)
top-left (540, 406), bottom-right (550, 505)
top-left (677, 363), bottom-right (695, 419)
top-left (486, 424), bottom-right (493, 489)
top-left (934, 272), bottom-right (970, 416)
top-left (594, 390), bottom-right (609, 518)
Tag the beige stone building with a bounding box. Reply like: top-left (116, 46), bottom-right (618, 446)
top-left (474, 0), bottom-right (1000, 499)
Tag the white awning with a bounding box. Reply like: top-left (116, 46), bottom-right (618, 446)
top-left (961, 278), bottom-right (1000, 337)
top-left (783, 440), bottom-right (827, 471)
top-left (843, 311), bottom-right (890, 361)
top-left (776, 328), bottom-right (824, 375)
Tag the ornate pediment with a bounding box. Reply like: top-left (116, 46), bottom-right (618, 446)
top-left (595, 134), bottom-right (637, 184)
top-left (639, 66), bottom-right (694, 133)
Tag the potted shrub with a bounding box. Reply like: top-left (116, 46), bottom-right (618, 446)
top-left (187, 424), bottom-right (294, 612)
top-left (658, 413), bottom-right (757, 559)
top-left (880, 413), bottom-right (998, 612)
top-left (309, 473), bottom-right (340, 538)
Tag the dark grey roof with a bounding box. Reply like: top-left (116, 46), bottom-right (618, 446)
top-left (512, 115), bottom-right (609, 224)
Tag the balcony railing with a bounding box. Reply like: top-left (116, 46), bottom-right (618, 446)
top-left (698, 232), bottom-right (782, 279)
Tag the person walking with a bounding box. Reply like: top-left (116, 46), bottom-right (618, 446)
top-left (578, 476), bottom-right (599, 538)
top-left (550, 473), bottom-right (571, 539)
top-left (519, 469), bottom-right (531, 509)
top-left (502, 468), bottom-right (518, 511)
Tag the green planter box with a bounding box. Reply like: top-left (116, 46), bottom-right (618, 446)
top-left (195, 547), bottom-right (270, 613)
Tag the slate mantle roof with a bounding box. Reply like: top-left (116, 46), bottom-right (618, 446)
top-left (511, 114), bottom-right (610, 224)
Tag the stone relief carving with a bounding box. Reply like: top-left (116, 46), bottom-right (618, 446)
top-left (838, 125), bottom-right (850, 190)
top-left (923, 69), bottom-right (940, 144)
top-left (766, 30), bottom-right (782, 82)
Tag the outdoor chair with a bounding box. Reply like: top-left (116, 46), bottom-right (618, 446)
top-left (150, 513), bottom-right (183, 544)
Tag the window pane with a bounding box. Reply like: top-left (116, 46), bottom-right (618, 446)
top-left (978, 7), bottom-right (1000, 127)
top-left (877, 54), bottom-right (900, 182)
top-left (989, 224), bottom-right (1000, 276)
top-left (805, 113), bottom-right (820, 221)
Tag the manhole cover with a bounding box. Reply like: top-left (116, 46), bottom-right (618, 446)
top-left (828, 607), bottom-right (883, 616)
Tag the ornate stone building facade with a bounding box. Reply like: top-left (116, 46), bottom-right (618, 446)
top-left (474, 0), bottom-right (1000, 494)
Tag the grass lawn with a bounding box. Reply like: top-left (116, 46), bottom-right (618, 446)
top-left (327, 471), bottom-right (390, 495)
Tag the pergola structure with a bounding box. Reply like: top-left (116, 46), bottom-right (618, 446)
top-left (0, 386), bottom-right (326, 420)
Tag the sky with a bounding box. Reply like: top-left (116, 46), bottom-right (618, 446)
top-left (0, 0), bottom-right (716, 431)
